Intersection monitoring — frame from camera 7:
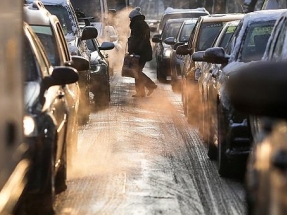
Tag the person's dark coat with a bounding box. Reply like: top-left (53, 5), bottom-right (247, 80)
top-left (128, 15), bottom-right (152, 62)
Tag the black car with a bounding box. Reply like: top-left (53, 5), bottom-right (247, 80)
top-left (164, 18), bottom-right (198, 91)
top-left (228, 10), bottom-right (287, 214)
top-left (226, 61), bottom-right (287, 215)
top-left (86, 38), bottom-right (115, 109)
top-left (196, 10), bottom-right (284, 177)
top-left (38, 0), bottom-right (99, 125)
top-left (20, 22), bottom-right (79, 214)
top-left (152, 18), bottom-right (188, 82)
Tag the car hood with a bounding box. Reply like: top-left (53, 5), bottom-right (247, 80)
top-left (25, 82), bottom-right (41, 110)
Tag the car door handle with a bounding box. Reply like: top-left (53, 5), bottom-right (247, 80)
top-left (272, 150), bottom-right (287, 171)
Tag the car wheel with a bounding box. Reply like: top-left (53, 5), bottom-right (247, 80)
top-left (93, 79), bottom-right (110, 109)
top-left (25, 119), bottom-right (56, 214)
top-left (156, 61), bottom-right (166, 83)
top-left (78, 90), bottom-right (90, 125)
top-left (217, 103), bottom-right (230, 177)
top-left (182, 80), bottom-right (187, 115)
top-left (55, 138), bottom-right (67, 194)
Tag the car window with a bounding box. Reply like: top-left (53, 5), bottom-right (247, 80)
top-left (31, 26), bottom-right (60, 66)
top-left (55, 23), bottom-right (71, 62)
top-left (196, 22), bottom-right (224, 51)
top-left (23, 36), bottom-right (39, 82)
top-left (218, 25), bottom-right (237, 48)
top-left (178, 23), bottom-right (196, 42)
top-left (272, 19), bottom-right (287, 60)
top-left (45, 5), bottom-right (75, 35)
top-left (240, 21), bottom-right (274, 62)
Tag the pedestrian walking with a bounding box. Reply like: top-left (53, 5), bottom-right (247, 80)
top-left (128, 7), bottom-right (157, 97)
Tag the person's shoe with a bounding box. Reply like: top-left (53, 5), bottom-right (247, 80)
top-left (147, 85), bottom-right (157, 96)
top-left (132, 93), bottom-right (145, 97)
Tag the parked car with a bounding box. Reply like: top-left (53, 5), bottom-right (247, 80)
top-left (226, 61), bottom-right (287, 215)
top-left (157, 7), bottom-right (210, 34)
top-left (164, 18), bottom-right (198, 91)
top-left (86, 37), bottom-right (115, 109)
top-left (227, 9), bottom-right (287, 214)
top-left (152, 18), bottom-right (190, 82)
top-left (194, 9), bottom-right (286, 177)
top-left (0, 2), bottom-right (30, 215)
top-left (28, 0), bottom-right (99, 125)
top-left (176, 13), bottom-right (243, 125)
top-left (192, 20), bottom-right (241, 156)
top-left (23, 0), bottom-right (90, 165)
top-left (20, 21), bottom-right (79, 214)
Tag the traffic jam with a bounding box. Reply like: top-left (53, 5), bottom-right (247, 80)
top-left (2, 0), bottom-right (287, 215)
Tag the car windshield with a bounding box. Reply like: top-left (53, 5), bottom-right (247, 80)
top-left (240, 21), bottom-right (275, 62)
top-left (196, 22), bottom-right (224, 51)
top-left (45, 5), bottom-right (75, 35)
top-left (70, 0), bottom-right (102, 22)
top-left (162, 22), bottom-right (182, 41)
top-left (178, 23), bottom-right (196, 42)
top-left (23, 36), bottom-right (39, 82)
top-left (31, 26), bottom-right (60, 66)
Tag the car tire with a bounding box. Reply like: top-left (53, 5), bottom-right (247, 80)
top-left (55, 133), bottom-right (67, 194)
top-left (156, 61), bottom-right (166, 83)
top-left (217, 103), bottom-right (230, 177)
top-left (25, 119), bottom-right (56, 214)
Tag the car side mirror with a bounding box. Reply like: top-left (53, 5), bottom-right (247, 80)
top-left (81, 26), bottom-right (98, 40)
top-left (192, 51), bottom-right (205, 62)
top-left (164, 37), bottom-right (176, 45)
top-left (70, 55), bottom-right (90, 71)
top-left (152, 34), bottom-right (161, 43)
top-left (226, 61), bottom-right (287, 118)
top-left (176, 44), bottom-right (192, 55)
top-left (204, 47), bottom-right (229, 64)
top-left (99, 42), bottom-right (115, 50)
top-left (44, 67), bottom-right (79, 89)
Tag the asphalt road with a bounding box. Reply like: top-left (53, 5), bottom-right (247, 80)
top-left (54, 63), bottom-right (247, 215)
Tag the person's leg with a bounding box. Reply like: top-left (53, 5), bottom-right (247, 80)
top-left (133, 61), bottom-right (146, 97)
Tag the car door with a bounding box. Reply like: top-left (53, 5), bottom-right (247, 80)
top-left (27, 25), bottom-right (68, 164)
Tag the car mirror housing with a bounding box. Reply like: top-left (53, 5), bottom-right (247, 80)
top-left (192, 51), bottom-right (205, 62)
top-left (44, 66), bottom-right (79, 88)
top-left (99, 42), bottom-right (115, 50)
top-left (203, 47), bottom-right (229, 64)
top-left (70, 55), bottom-right (90, 71)
top-left (226, 61), bottom-right (287, 118)
top-left (152, 34), bottom-right (161, 43)
top-left (81, 26), bottom-right (98, 40)
top-left (164, 37), bottom-right (176, 45)
top-left (176, 44), bottom-right (192, 55)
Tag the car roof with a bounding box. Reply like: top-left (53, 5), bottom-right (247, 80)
top-left (163, 7), bottom-right (210, 15)
top-left (23, 1), bottom-right (57, 26)
top-left (199, 13), bottom-right (244, 23)
top-left (241, 9), bottom-right (287, 24)
top-left (25, 0), bottom-right (69, 5)
top-left (182, 18), bottom-right (198, 24)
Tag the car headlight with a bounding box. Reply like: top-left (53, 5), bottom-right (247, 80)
top-left (163, 49), bottom-right (172, 57)
top-left (23, 115), bottom-right (37, 137)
